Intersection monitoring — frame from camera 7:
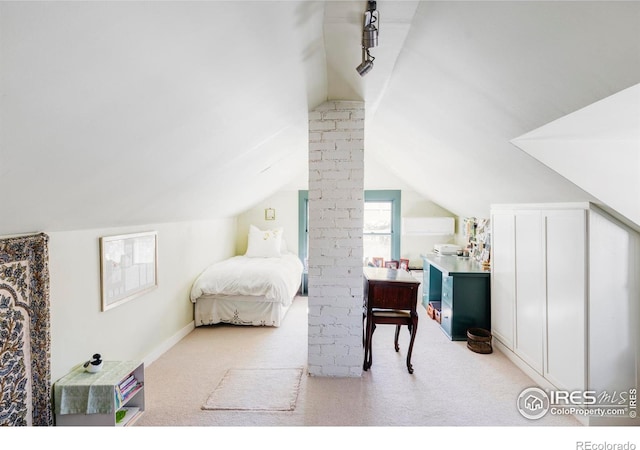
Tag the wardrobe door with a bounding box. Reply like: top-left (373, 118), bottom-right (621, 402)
top-left (588, 209), bottom-right (639, 395)
top-left (544, 209), bottom-right (587, 391)
top-left (490, 211), bottom-right (515, 350)
top-left (514, 211), bottom-right (545, 374)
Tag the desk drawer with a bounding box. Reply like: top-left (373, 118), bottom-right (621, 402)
top-left (440, 302), bottom-right (453, 338)
top-left (441, 275), bottom-right (453, 303)
top-left (369, 283), bottom-right (417, 310)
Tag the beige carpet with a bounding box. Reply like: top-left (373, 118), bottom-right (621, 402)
top-left (202, 368), bottom-right (303, 411)
top-left (129, 295), bottom-right (613, 447)
top-left (136, 295), bottom-right (582, 428)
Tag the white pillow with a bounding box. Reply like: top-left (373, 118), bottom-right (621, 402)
top-left (245, 225), bottom-right (283, 258)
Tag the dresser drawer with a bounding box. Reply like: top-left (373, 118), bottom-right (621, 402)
top-left (441, 275), bottom-right (453, 303)
top-left (440, 294), bottom-right (452, 312)
top-left (440, 302), bottom-right (453, 338)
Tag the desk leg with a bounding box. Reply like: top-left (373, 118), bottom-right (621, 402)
top-left (363, 313), bottom-right (369, 370)
top-left (394, 325), bottom-right (401, 352)
top-left (364, 318), bottom-right (375, 370)
top-left (406, 315), bottom-right (418, 374)
top-left (362, 313), bottom-right (366, 347)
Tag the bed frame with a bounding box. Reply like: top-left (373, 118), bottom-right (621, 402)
top-left (194, 294), bottom-right (294, 327)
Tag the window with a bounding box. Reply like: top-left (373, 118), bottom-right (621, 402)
top-left (298, 190), bottom-right (309, 271)
top-left (364, 201), bottom-right (393, 262)
top-left (298, 190), bottom-right (401, 267)
top-left (363, 190), bottom-right (401, 264)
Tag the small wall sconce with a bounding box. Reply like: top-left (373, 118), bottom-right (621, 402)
top-left (265, 208), bottom-right (276, 221)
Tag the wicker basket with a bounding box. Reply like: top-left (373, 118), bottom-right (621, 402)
top-left (427, 301), bottom-right (441, 321)
top-left (466, 328), bottom-right (492, 354)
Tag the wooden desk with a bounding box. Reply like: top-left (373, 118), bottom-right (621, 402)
top-left (363, 267), bottom-right (421, 373)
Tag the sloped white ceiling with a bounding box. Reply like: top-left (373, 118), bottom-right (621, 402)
top-left (512, 83), bottom-right (640, 225)
top-left (366, 1), bottom-right (640, 219)
top-left (1, 1), bottom-right (639, 236)
top-left (1, 1), bottom-right (324, 234)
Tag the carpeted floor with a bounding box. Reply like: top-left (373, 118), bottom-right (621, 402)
top-left (135, 295), bottom-right (582, 428)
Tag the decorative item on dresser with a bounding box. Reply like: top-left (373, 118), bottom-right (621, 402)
top-left (83, 353), bottom-right (104, 373)
top-left (190, 225), bottom-right (303, 327)
top-left (463, 217), bottom-right (491, 269)
top-left (384, 260), bottom-right (399, 269)
top-left (371, 257), bottom-right (384, 268)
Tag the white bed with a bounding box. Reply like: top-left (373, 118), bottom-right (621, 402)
top-left (190, 226), bottom-right (304, 327)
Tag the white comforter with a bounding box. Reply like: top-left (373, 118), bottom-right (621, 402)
top-left (190, 253), bottom-right (304, 304)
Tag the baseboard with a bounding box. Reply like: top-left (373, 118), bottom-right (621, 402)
top-left (493, 340), bottom-right (587, 425)
top-left (142, 320), bottom-right (195, 368)
top-left (493, 339), bottom-right (555, 391)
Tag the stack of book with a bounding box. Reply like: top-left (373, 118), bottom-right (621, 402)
top-left (114, 372), bottom-right (141, 410)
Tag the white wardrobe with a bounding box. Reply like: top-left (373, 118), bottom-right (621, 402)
top-left (491, 202), bottom-right (640, 425)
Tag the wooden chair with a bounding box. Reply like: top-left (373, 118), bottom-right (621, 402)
top-left (364, 308), bottom-right (418, 374)
top-left (363, 268), bottom-right (420, 374)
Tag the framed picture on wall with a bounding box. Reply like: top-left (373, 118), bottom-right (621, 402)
top-left (265, 208), bottom-right (276, 221)
top-left (100, 231), bottom-right (158, 311)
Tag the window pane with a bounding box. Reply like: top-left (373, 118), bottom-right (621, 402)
top-left (364, 202), bottom-right (391, 233)
top-left (363, 234), bottom-right (391, 263)
top-left (363, 201), bottom-right (392, 264)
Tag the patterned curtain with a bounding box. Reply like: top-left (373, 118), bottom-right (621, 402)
top-left (0, 233), bottom-right (51, 426)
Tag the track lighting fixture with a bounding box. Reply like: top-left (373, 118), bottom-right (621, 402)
top-left (356, 1), bottom-right (379, 76)
top-left (356, 50), bottom-right (375, 76)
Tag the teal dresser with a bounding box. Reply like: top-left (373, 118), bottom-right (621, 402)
top-left (421, 254), bottom-right (491, 341)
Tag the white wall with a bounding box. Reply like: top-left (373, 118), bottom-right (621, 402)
top-left (48, 218), bottom-right (236, 382)
top-left (236, 190), bottom-right (301, 256)
top-left (365, 152), bottom-right (459, 267)
top-left (401, 190), bottom-right (457, 268)
top-left (237, 188), bottom-right (456, 270)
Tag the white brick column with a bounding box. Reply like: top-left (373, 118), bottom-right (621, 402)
top-left (307, 101), bottom-right (364, 377)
